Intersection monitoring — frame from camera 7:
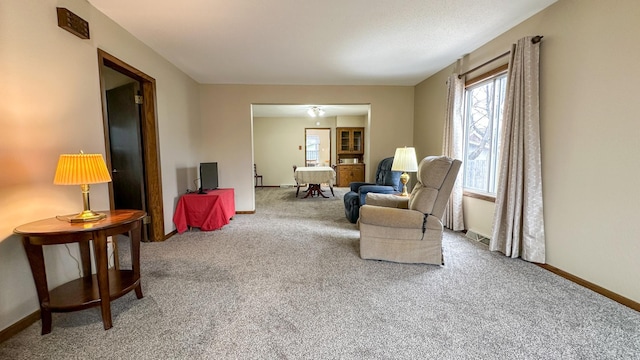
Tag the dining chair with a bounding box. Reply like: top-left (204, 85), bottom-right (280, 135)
top-left (293, 165), bottom-right (301, 197)
top-left (254, 164), bottom-right (263, 188)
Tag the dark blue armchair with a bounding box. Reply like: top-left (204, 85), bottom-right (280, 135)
top-left (343, 157), bottom-right (402, 223)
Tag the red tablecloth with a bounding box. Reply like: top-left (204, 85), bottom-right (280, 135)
top-left (173, 188), bottom-right (235, 233)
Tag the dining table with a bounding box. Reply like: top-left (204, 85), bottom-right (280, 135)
top-left (294, 166), bottom-right (336, 198)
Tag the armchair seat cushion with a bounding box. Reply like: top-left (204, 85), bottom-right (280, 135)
top-left (357, 185), bottom-right (398, 205)
top-left (365, 193), bottom-right (409, 209)
top-left (349, 182), bottom-right (372, 192)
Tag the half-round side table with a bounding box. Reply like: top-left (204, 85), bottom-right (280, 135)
top-left (14, 209), bottom-right (146, 335)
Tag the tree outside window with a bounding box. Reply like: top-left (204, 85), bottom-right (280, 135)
top-left (463, 74), bottom-right (507, 196)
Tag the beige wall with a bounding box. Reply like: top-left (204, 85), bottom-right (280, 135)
top-left (253, 116), bottom-right (337, 186)
top-left (415, 0), bottom-right (640, 302)
top-left (337, 115), bottom-right (367, 128)
top-left (199, 85), bottom-right (414, 211)
top-left (0, 0), bottom-right (201, 332)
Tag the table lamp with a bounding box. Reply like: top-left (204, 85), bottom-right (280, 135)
top-left (391, 147), bottom-right (418, 197)
top-left (54, 151), bottom-right (112, 222)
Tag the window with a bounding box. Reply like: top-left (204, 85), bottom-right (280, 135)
top-left (462, 70), bottom-right (507, 198)
top-left (306, 135), bottom-right (320, 166)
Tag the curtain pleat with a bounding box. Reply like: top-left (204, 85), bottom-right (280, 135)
top-left (490, 37), bottom-right (546, 263)
top-left (442, 74), bottom-right (465, 231)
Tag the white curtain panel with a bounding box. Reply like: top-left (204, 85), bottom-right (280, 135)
top-left (441, 74), bottom-right (465, 231)
top-left (490, 37), bottom-right (546, 263)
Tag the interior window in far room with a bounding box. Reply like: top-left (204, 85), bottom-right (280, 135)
top-left (462, 67), bottom-right (508, 199)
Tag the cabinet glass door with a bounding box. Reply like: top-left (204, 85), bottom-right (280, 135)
top-left (340, 129), bottom-right (351, 152)
top-left (352, 130), bottom-right (363, 153)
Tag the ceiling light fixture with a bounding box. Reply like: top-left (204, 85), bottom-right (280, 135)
top-left (307, 106), bottom-right (325, 117)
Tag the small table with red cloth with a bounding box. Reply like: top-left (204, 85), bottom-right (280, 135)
top-left (173, 188), bottom-right (235, 233)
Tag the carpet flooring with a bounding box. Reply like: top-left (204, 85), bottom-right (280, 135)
top-left (1, 187), bottom-right (639, 359)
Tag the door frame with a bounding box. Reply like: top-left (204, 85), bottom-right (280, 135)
top-left (97, 49), bottom-right (165, 242)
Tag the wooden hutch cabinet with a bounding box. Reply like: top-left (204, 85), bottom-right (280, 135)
top-left (335, 127), bottom-right (365, 186)
top-left (336, 163), bottom-right (365, 187)
top-left (337, 127), bottom-right (364, 154)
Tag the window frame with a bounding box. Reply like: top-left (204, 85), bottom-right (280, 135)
top-left (462, 64), bottom-right (509, 203)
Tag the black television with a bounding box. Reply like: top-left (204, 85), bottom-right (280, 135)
top-left (199, 162), bottom-right (218, 193)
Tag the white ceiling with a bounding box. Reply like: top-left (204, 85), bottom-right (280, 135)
top-left (252, 104), bottom-right (370, 118)
top-left (88, 0), bottom-right (557, 87)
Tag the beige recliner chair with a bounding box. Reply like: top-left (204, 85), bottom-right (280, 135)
top-left (358, 156), bottom-right (462, 265)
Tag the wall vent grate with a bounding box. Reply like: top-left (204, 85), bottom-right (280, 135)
top-left (466, 230), bottom-right (490, 246)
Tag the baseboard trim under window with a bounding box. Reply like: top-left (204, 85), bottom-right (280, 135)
top-left (463, 230), bottom-right (639, 312)
top-left (536, 263), bottom-right (640, 312)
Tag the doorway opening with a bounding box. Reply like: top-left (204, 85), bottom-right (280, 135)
top-left (98, 49), bottom-right (165, 242)
top-left (251, 104), bottom-right (370, 210)
top-left (305, 128), bottom-right (331, 167)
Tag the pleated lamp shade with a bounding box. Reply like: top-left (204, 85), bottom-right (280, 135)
top-left (54, 153), bottom-right (112, 185)
top-left (391, 147), bottom-right (418, 173)
top-left (53, 152), bottom-right (112, 222)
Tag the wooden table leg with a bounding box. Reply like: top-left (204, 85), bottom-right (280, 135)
top-left (78, 240), bottom-right (91, 277)
top-left (130, 221), bottom-right (144, 299)
top-left (318, 185), bottom-right (328, 198)
top-left (21, 237), bottom-right (52, 335)
top-left (92, 230), bottom-right (112, 330)
top-left (302, 184), bottom-right (319, 198)
top-left (303, 184), bottom-right (328, 198)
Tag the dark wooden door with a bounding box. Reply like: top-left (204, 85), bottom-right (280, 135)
top-left (99, 50), bottom-right (164, 242)
top-left (106, 83), bottom-right (146, 214)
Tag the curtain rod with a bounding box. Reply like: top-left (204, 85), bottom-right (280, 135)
top-left (458, 35), bottom-right (543, 79)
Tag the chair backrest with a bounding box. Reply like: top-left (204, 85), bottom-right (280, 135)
top-left (408, 156), bottom-right (462, 220)
top-left (375, 157), bottom-right (402, 191)
top-left (254, 164), bottom-right (259, 176)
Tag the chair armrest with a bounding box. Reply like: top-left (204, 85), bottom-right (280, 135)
top-left (349, 182), bottom-right (375, 192)
top-left (359, 205), bottom-right (424, 229)
top-left (365, 193), bottom-right (409, 209)
top-left (358, 185), bottom-right (399, 205)
top-left (358, 185), bottom-right (397, 195)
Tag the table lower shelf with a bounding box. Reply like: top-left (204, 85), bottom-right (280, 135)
top-left (48, 269), bottom-right (139, 312)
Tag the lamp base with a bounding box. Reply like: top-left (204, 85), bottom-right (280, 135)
top-left (57, 210), bottom-right (107, 223)
top-left (399, 172), bottom-right (410, 197)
